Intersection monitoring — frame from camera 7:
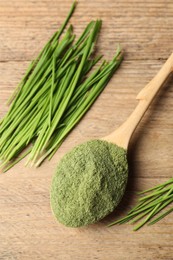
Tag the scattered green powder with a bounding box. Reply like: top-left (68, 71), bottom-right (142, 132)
top-left (50, 140), bottom-right (128, 227)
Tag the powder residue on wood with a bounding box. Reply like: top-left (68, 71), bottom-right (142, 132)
top-left (50, 140), bottom-right (128, 227)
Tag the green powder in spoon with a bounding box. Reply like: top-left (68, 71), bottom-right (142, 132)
top-left (50, 140), bottom-right (128, 227)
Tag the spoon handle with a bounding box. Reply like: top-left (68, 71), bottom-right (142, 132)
top-left (105, 53), bottom-right (173, 149)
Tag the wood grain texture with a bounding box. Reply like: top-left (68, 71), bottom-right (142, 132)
top-left (0, 0), bottom-right (173, 259)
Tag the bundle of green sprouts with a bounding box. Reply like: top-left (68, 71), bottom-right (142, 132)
top-left (0, 2), bottom-right (123, 172)
top-left (109, 177), bottom-right (173, 230)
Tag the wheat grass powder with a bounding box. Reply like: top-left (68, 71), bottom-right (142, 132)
top-left (50, 140), bottom-right (128, 227)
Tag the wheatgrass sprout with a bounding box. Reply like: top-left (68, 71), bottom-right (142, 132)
top-left (109, 178), bottom-right (173, 230)
top-left (0, 2), bottom-right (123, 172)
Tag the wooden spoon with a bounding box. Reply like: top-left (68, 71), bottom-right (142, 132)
top-left (51, 53), bottom-right (173, 228)
top-left (103, 53), bottom-right (173, 149)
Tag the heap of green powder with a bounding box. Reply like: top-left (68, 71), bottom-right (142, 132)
top-left (50, 140), bottom-right (128, 227)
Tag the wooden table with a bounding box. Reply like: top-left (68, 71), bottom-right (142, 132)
top-left (0, 0), bottom-right (173, 259)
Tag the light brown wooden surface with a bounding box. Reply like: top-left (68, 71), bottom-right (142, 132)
top-left (0, 1), bottom-right (173, 259)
